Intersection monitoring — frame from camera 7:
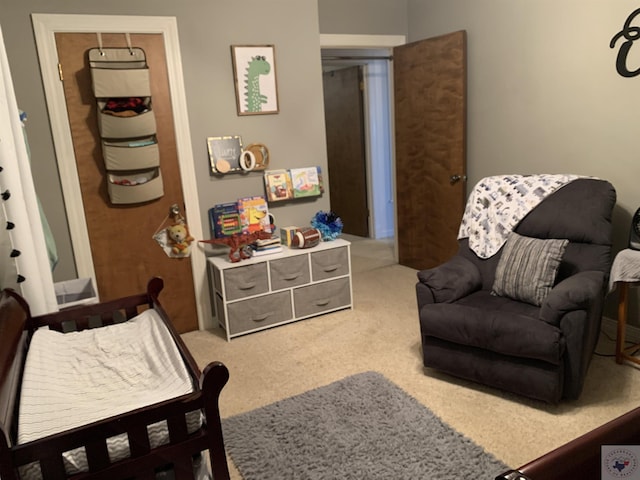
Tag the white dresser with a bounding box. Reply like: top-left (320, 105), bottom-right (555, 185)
top-left (207, 238), bottom-right (352, 340)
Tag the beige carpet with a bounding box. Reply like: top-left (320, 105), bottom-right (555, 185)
top-left (182, 235), bottom-right (640, 478)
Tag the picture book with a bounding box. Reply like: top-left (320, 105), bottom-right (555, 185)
top-left (289, 166), bottom-right (322, 198)
top-left (238, 196), bottom-right (271, 234)
top-left (209, 202), bottom-right (242, 238)
top-left (264, 169), bottom-right (293, 202)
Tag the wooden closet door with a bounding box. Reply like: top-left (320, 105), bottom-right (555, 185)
top-left (394, 31), bottom-right (467, 270)
top-left (55, 32), bottom-right (197, 333)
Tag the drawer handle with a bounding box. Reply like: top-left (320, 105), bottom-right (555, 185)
top-left (283, 273), bottom-right (301, 281)
top-left (314, 298), bottom-right (331, 307)
top-left (323, 264), bottom-right (340, 273)
top-left (238, 282), bottom-right (256, 290)
top-left (252, 312), bottom-right (274, 322)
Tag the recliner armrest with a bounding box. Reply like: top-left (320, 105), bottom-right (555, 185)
top-left (416, 255), bottom-right (482, 304)
top-left (539, 271), bottom-right (606, 325)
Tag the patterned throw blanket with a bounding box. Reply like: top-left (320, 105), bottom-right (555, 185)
top-left (458, 174), bottom-right (579, 259)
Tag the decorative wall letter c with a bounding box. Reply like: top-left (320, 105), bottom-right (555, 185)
top-left (611, 8), bottom-right (640, 77)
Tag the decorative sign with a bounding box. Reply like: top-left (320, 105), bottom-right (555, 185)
top-left (207, 135), bottom-right (242, 175)
top-left (610, 8), bottom-right (640, 77)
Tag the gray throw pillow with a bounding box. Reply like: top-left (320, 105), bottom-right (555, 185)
top-left (492, 232), bottom-right (568, 306)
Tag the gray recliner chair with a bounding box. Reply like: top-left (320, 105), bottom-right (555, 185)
top-left (416, 177), bottom-right (616, 403)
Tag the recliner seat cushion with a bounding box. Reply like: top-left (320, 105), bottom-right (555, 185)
top-left (420, 291), bottom-right (565, 365)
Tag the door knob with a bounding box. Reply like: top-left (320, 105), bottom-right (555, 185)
top-left (449, 174), bottom-right (465, 185)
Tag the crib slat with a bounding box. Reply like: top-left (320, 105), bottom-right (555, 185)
top-left (173, 455), bottom-right (196, 480)
top-left (85, 438), bottom-right (110, 471)
top-left (167, 414), bottom-right (188, 443)
top-left (39, 455), bottom-right (66, 480)
top-left (127, 424), bottom-right (151, 457)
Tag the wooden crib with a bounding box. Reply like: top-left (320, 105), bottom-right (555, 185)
top-left (0, 277), bottom-right (230, 480)
top-left (496, 406), bottom-right (640, 480)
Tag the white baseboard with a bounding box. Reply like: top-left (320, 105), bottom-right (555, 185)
top-left (602, 316), bottom-right (640, 344)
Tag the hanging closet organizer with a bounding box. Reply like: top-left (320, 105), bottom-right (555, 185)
top-left (89, 40), bottom-right (164, 205)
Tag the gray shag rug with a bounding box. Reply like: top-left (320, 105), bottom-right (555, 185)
top-left (222, 371), bottom-right (508, 479)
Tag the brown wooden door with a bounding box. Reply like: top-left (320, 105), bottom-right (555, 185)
top-left (323, 66), bottom-right (369, 237)
top-left (394, 31), bottom-right (467, 270)
top-left (55, 32), bottom-right (198, 333)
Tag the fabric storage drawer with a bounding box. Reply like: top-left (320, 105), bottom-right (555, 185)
top-left (98, 101), bottom-right (156, 139)
top-left (223, 263), bottom-right (269, 301)
top-left (102, 137), bottom-right (159, 171)
top-left (227, 291), bottom-right (293, 335)
top-left (310, 246), bottom-right (350, 281)
top-left (91, 67), bottom-right (151, 98)
top-left (269, 255), bottom-right (310, 291)
top-left (293, 277), bottom-right (351, 318)
top-left (108, 169), bottom-right (163, 204)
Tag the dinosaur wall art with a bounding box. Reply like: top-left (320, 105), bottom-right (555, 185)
top-left (232, 45), bottom-right (279, 115)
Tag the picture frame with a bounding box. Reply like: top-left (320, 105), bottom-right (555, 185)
top-left (207, 135), bottom-right (243, 175)
top-left (231, 45), bottom-right (279, 115)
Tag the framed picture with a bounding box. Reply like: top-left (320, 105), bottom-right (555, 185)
top-left (231, 45), bottom-right (279, 115)
top-left (207, 135), bottom-right (243, 175)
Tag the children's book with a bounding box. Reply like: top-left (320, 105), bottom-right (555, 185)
top-left (264, 169), bottom-right (293, 202)
top-left (209, 202), bottom-right (241, 238)
top-left (289, 166), bottom-right (322, 198)
top-left (238, 196), bottom-right (271, 234)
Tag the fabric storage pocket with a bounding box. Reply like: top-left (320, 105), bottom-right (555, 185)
top-left (269, 255), bottom-right (310, 291)
top-left (98, 100), bottom-right (156, 139)
top-left (108, 169), bottom-right (163, 204)
top-left (102, 137), bottom-right (159, 171)
top-left (227, 291), bottom-right (293, 335)
top-left (310, 246), bottom-right (350, 281)
top-left (91, 67), bottom-right (151, 98)
top-left (293, 277), bottom-right (351, 318)
top-left (223, 263), bottom-right (269, 301)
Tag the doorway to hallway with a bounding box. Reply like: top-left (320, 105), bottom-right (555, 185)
top-left (320, 35), bottom-right (401, 248)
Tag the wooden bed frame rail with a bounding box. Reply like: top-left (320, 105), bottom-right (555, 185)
top-left (496, 405), bottom-right (640, 480)
top-left (0, 277), bottom-right (230, 480)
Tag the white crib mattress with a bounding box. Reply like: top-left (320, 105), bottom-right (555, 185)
top-left (17, 308), bottom-right (201, 478)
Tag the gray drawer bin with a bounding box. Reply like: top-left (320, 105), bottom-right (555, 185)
top-left (214, 293), bottom-right (227, 327)
top-left (91, 67), bottom-right (151, 98)
top-left (269, 255), bottom-right (310, 291)
top-left (102, 137), bottom-right (159, 171)
top-left (223, 263), bottom-right (269, 301)
top-left (310, 246), bottom-right (350, 281)
top-left (227, 291), bottom-right (293, 335)
top-left (293, 277), bottom-right (351, 318)
top-left (98, 100), bottom-right (156, 139)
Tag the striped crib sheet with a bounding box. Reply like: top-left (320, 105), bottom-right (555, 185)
top-left (17, 308), bottom-right (202, 479)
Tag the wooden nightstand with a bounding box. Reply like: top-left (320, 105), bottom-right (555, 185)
top-left (611, 249), bottom-right (640, 365)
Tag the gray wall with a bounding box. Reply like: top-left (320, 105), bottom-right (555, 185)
top-left (320, 0), bottom-right (640, 320)
top-left (318, 0), bottom-right (409, 34)
top-left (403, 0), bottom-right (640, 319)
top-left (403, 0), bottom-right (640, 239)
top-left (1, 0), bottom-right (330, 282)
top-left (2, 0), bottom-right (638, 320)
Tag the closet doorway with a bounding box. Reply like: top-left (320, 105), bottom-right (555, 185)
top-left (32, 15), bottom-right (207, 332)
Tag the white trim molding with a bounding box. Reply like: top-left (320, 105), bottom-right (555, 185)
top-left (320, 34), bottom-right (406, 49)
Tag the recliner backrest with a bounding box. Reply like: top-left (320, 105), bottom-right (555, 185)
top-left (459, 178), bottom-right (616, 290)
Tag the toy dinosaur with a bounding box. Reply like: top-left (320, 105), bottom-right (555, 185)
top-left (200, 230), bottom-right (274, 262)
